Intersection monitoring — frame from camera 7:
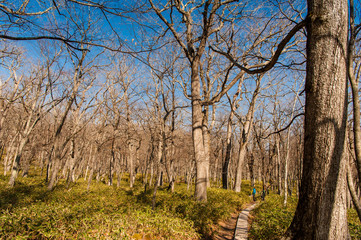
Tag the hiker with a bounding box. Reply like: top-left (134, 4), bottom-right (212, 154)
top-left (265, 182), bottom-right (270, 195)
top-left (261, 188), bottom-right (266, 201)
top-left (252, 187), bottom-right (256, 201)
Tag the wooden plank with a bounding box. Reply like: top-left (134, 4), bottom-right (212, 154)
top-left (234, 204), bottom-right (256, 240)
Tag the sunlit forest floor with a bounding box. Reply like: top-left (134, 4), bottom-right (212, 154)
top-left (0, 169), bottom-right (254, 239)
top-left (249, 194), bottom-right (361, 239)
top-left (3, 169), bottom-right (359, 240)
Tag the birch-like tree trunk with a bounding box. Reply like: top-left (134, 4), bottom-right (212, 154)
top-left (276, 136), bottom-right (282, 195)
top-left (149, 0), bottom-right (247, 201)
top-left (283, 82), bottom-right (302, 206)
top-left (8, 74), bottom-right (46, 186)
top-left (234, 75), bottom-right (261, 192)
top-left (191, 57), bottom-right (208, 201)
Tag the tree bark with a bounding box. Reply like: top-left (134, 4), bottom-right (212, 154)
top-left (128, 141), bottom-right (136, 188)
top-left (284, 85), bottom-right (301, 206)
top-left (222, 114), bottom-right (233, 189)
top-left (276, 136), bottom-right (282, 195)
top-left (192, 58), bottom-right (208, 201)
top-left (222, 79), bottom-right (243, 189)
top-left (8, 138), bottom-right (27, 186)
top-left (3, 137), bottom-right (17, 176)
top-left (284, 0), bottom-right (349, 238)
top-left (283, 133), bottom-right (290, 205)
top-left (234, 143), bottom-right (247, 192)
top-left (234, 85), bottom-right (259, 191)
top-left (202, 106), bottom-right (211, 188)
top-left (109, 138), bottom-right (116, 186)
top-left (9, 113), bottom-right (39, 186)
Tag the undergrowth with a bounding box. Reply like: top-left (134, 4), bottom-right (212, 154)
top-left (348, 208), bottom-right (361, 239)
top-left (0, 170), bottom-right (251, 239)
top-left (249, 193), bottom-right (361, 240)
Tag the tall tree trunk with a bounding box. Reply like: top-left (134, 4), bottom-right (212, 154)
top-left (249, 152), bottom-right (255, 187)
top-left (46, 149), bottom-right (53, 183)
top-left (254, 123), bottom-right (267, 189)
top-left (48, 150), bottom-right (62, 191)
top-left (152, 173), bottom-right (162, 210)
top-left (276, 137), bottom-right (282, 195)
top-left (87, 169), bottom-right (94, 191)
top-left (213, 153), bottom-right (218, 184)
top-left (283, 133), bottom-right (290, 205)
top-left (165, 144), bottom-right (175, 192)
top-left (192, 58), bottom-right (208, 201)
top-left (46, 94), bottom-right (76, 189)
top-left (152, 121), bottom-right (164, 207)
top-left (109, 138), bottom-right (116, 186)
top-left (202, 106), bottom-right (211, 188)
top-left (117, 153), bottom-right (124, 188)
top-left (3, 138), bottom-right (16, 176)
top-left (66, 138), bottom-right (76, 188)
top-left (48, 157), bottom-right (61, 191)
top-left (284, 86), bottom-right (300, 206)
top-left (297, 132), bottom-right (303, 195)
top-left (234, 77), bottom-right (260, 192)
top-left (128, 141), bottom-right (136, 188)
top-left (109, 156), bottom-right (113, 186)
top-left (8, 110), bottom-right (40, 186)
top-left (222, 115), bottom-right (233, 189)
top-left (48, 140), bottom-right (66, 191)
top-left (234, 143), bottom-right (247, 192)
top-left (284, 0), bottom-right (349, 238)
top-left (234, 113), bottom-right (255, 192)
top-left (8, 137), bottom-right (28, 186)
top-left (221, 78), bottom-right (243, 189)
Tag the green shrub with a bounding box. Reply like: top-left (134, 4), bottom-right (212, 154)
top-left (249, 193), bottom-right (361, 240)
top-left (0, 176), bottom-right (199, 239)
top-left (136, 184), bottom-right (250, 237)
top-left (348, 208), bottom-right (361, 239)
top-left (249, 194), bottom-right (297, 240)
top-left (0, 172), bottom-right (253, 239)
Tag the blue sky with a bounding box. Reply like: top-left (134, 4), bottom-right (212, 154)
top-left (0, 0), bottom-right (311, 132)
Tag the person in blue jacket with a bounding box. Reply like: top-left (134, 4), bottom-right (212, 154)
top-left (252, 187), bottom-right (256, 201)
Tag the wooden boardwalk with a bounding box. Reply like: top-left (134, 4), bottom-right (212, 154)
top-left (233, 203), bottom-right (256, 240)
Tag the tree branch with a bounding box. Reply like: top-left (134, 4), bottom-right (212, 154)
top-left (210, 19), bottom-right (306, 74)
top-left (0, 35), bottom-right (89, 51)
top-left (149, 0), bottom-right (190, 60)
top-left (262, 112), bottom-right (304, 139)
top-left (0, 4), bottom-right (53, 16)
top-left (202, 70), bottom-right (244, 106)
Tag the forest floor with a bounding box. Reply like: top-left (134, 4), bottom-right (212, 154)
top-left (213, 202), bottom-right (256, 240)
top-left (0, 172), bottom-right (255, 239)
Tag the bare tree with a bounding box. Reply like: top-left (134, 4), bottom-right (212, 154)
top-left (8, 52), bottom-right (63, 186)
top-left (149, 0), bottom-right (249, 201)
top-left (283, 79), bottom-right (304, 206)
top-left (284, 0), bottom-right (349, 238)
top-left (222, 75), bottom-right (245, 189)
top-left (346, 0), bottom-right (361, 220)
top-left (233, 74), bottom-right (262, 192)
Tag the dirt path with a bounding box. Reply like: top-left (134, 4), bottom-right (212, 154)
top-left (212, 211), bottom-right (239, 240)
top-left (212, 203), bottom-right (256, 240)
